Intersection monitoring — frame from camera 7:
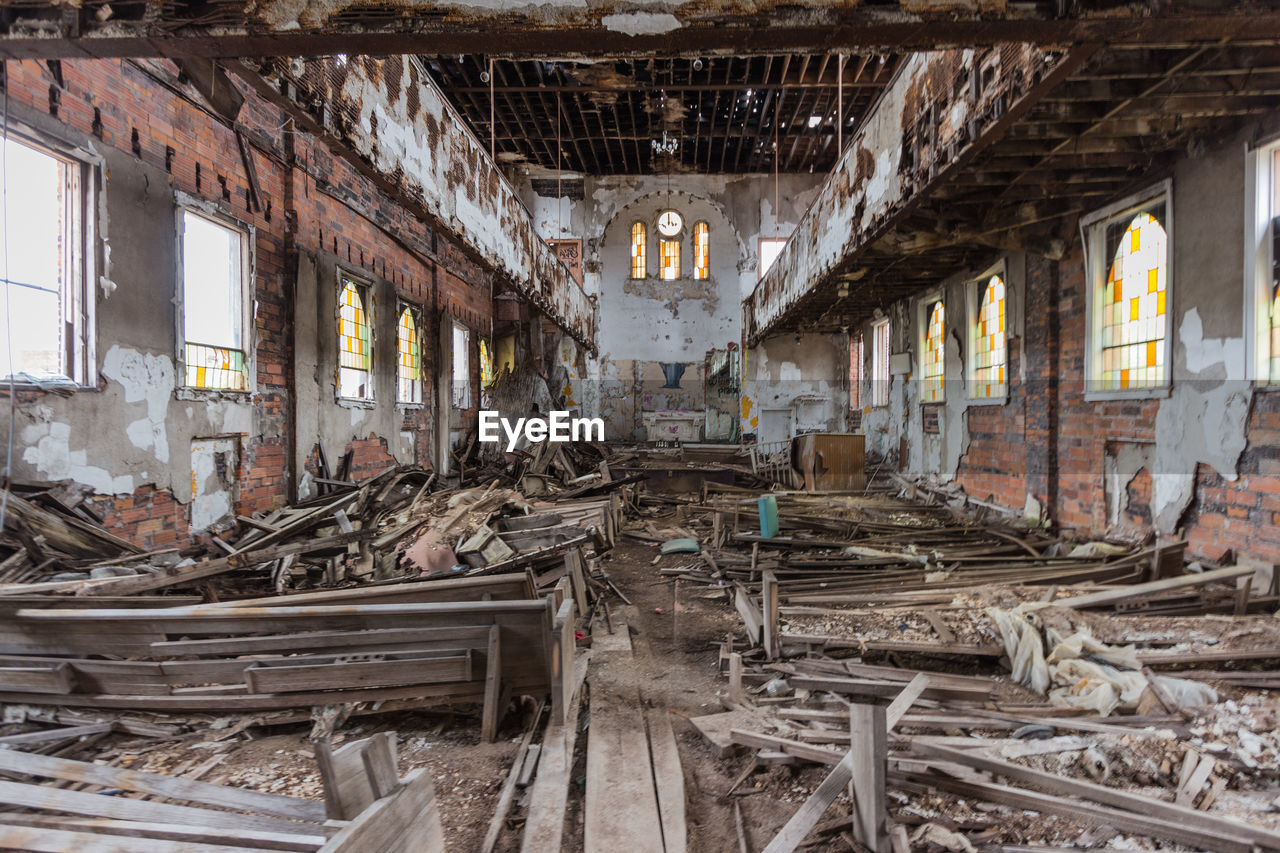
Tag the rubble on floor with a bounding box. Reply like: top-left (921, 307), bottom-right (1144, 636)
top-left (651, 472), bottom-right (1280, 851)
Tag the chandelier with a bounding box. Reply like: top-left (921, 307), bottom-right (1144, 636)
top-left (651, 130), bottom-right (679, 156)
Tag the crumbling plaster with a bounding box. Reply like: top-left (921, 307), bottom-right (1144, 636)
top-left (742, 334), bottom-right (849, 441)
top-left (293, 252), bottom-right (417, 497)
top-left (8, 141), bottom-right (260, 505)
top-left (518, 171), bottom-right (821, 437)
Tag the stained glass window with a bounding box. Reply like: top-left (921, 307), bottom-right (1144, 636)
top-left (1100, 209), bottom-right (1167, 391)
top-left (694, 222), bottom-right (710, 280)
top-left (660, 239), bottom-right (680, 280)
top-left (922, 301), bottom-right (945, 403)
top-left (480, 338), bottom-right (496, 388)
top-left (630, 222), bottom-right (646, 278)
top-left (396, 305), bottom-right (420, 404)
top-left (338, 276), bottom-right (372, 399)
top-left (972, 275), bottom-right (1006, 399)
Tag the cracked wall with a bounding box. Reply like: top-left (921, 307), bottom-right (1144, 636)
top-left (518, 170), bottom-right (822, 440)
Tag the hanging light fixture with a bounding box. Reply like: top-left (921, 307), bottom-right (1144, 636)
top-left (651, 90), bottom-right (679, 156)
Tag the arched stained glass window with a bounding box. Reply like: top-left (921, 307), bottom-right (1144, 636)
top-left (338, 277), bottom-right (372, 399)
top-left (396, 306), bottom-right (420, 404)
top-left (1101, 211), bottom-right (1167, 390)
top-left (923, 301), bottom-right (945, 403)
top-left (630, 222), bottom-right (646, 278)
top-left (694, 222), bottom-right (710, 280)
top-left (972, 275), bottom-right (1006, 399)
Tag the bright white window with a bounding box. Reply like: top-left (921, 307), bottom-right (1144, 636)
top-left (337, 273), bottom-right (373, 400)
top-left (1082, 183), bottom-right (1171, 397)
top-left (872, 318), bottom-right (890, 407)
top-left (1249, 139), bottom-right (1280, 383)
top-left (179, 209), bottom-right (250, 391)
top-left (396, 304), bottom-right (422, 404)
top-left (0, 135), bottom-right (93, 384)
top-left (759, 237), bottom-right (787, 280)
top-left (452, 322), bottom-right (471, 409)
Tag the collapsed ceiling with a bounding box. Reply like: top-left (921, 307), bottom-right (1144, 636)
top-left (422, 54), bottom-right (899, 175)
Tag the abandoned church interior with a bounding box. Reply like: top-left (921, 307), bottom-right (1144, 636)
top-left (5, 2), bottom-right (1280, 850)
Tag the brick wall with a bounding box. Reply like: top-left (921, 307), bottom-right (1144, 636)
top-left (943, 238), bottom-right (1280, 565)
top-left (0, 58), bottom-right (494, 547)
top-left (955, 338), bottom-right (1027, 510)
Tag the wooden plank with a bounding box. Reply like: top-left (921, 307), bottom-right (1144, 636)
top-left (481, 701), bottom-right (545, 853)
top-left (884, 673), bottom-right (929, 730)
top-left (911, 742), bottom-right (1280, 849)
top-left (762, 707), bottom-right (857, 853)
top-left (316, 736), bottom-right (378, 821)
top-left (849, 704), bottom-right (889, 853)
top-left (0, 823), bottom-right (272, 853)
top-left (0, 723), bottom-right (111, 745)
top-left (194, 574), bottom-right (534, 609)
top-left (584, 610), bottom-right (663, 853)
top-left (0, 778), bottom-right (309, 836)
top-left (762, 570), bottom-right (780, 659)
top-left (360, 732), bottom-right (400, 801)
top-left (482, 625), bottom-right (503, 743)
top-left (0, 814), bottom-right (323, 852)
top-left (0, 748), bottom-right (325, 823)
top-left (318, 768), bottom-right (444, 853)
top-left (733, 583), bottom-right (763, 646)
top-left (550, 598), bottom-right (575, 727)
top-left (152, 626), bottom-right (494, 658)
top-left (904, 774), bottom-right (1258, 853)
top-left (521, 652), bottom-right (589, 853)
top-left (645, 705), bottom-right (687, 853)
top-left (244, 650), bottom-right (471, 693)
top-left (0, 662), bottom-right (73, 694)
top-left (71, 530), bottom-right (372, 597)
top-left (1052, 564), bottom-right (1255, 609)
top-left (729, 652), bottom-right (743, 706)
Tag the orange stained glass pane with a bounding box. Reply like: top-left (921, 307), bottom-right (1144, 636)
top-left (1100, 211), bottom-right (1167, 390)
top-left (630, 222), bottom-right (646, 278)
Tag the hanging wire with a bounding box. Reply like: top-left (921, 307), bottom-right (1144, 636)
top-left (1, 61), bottom-right (13, 532)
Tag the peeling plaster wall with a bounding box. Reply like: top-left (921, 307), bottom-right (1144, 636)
top-left (742, 334), bottom-right (849, 441)
top-left (517, 171), bottom-right (822, 438)
top-left (9, 139), bottom-right (257, 507)
top-left (292, 252), bottom-right (420, 496)
top-left (867, 117), bottom-right (1272, 557)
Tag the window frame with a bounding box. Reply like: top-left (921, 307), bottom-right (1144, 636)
top-left (659, 237), bottom-right (681, 281)
top-left (966, 261), bottom-right (1009, 405)
top-left (871, 318), bottom-right (891, 408)
top-left (849, 332), bottom-right (864, 412)
top-left (0, 127), bottom-right (99, 388)
top-left (693, 221), bottom-right (710, 280)
top-left (395, 301), bottom-right (423, 406)
top-left (335, 269), bottom-right (375, 403)
top-left (451, 320), bottom-right (472, 410)
top-left (1081, 180), bottom-right (1173, 401)
top-left (630, 221), bottom-right (647, 280)
top-left (1247, 136), bottom-right (1280, 386)
top-left (759, 236), bottom-right (788, 281)
top-left (175, 197), bottom-right (254, 396)
top-left (919, 293), bottom-right (946, 405)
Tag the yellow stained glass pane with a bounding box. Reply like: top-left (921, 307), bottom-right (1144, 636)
top-left (972, 276), bottom-right (1006, 399)
top-left (660, 239), bottom-right (680, 280)
top-left (694, 222), bottom-right (710, 280)
top-left (631, 222), bottom-right (646, 278)
top-left (1100, 212), bottom-right (1166, 390)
